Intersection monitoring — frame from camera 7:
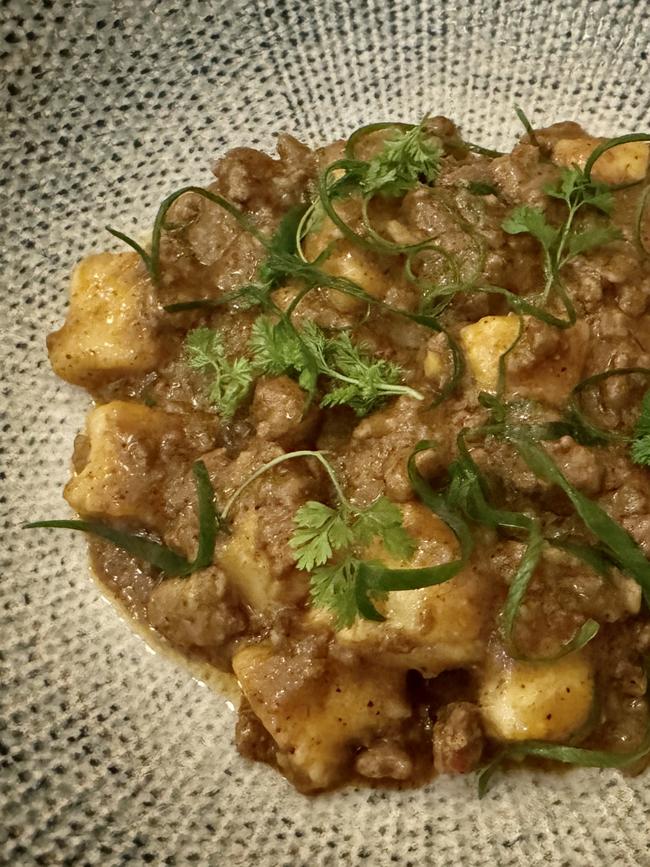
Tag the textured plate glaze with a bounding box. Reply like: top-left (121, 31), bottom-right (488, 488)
top-left (2, 1), bottom-right (650, 864)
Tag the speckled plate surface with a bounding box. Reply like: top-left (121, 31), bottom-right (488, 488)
top-left (3, 1), bottom-right (650, 864)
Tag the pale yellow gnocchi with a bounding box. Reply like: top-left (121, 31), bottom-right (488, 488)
top-left (459, 314), bottom-right (520, 392)
top-left (233, 642), bottom-right (411, 789)
top-left (479, 650), bottom-right (595, 742)
top-left (332, 503), bottom-right (486, 676)
top-left (552, 136), bottom-right (650, 185)
top-left (64, 401), bottom-right (186, 529)
top-left (48, 251), bottom-right (161, 387)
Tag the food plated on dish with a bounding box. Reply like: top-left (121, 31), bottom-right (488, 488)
top-left (31, 111), bottom-right (650, 793)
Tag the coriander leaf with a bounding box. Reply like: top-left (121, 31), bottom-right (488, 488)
top-left (249, 316), bottom-right (320, 399)
top-left (565, 224), bottom-right (621, 258)
top-left (288, 447), bottom-right (470, 628)
top-left (309, 558), bottom-right (364, 629)
top-left (583, 185), bottom-right (615, 215)
top-left (185, 327), bottom-right (254, 420)
top-left (502, 205), bottom-right (559, 250)
top-left (290, 502), bottom-right (354, 571)
top-left (361, 121), bottom-right (442, 198)
top-left (251, 316), bottom-right (423, 416)
top-left (249, 316), bottom-right (303, 376)
top-left (545, 167), bottom-right (614, 215)
top-left (631, 389), bottom-right (650, 466)
top-left (353, 496), bottom-right (416, 560)
top-left (321, 330), bottom-right (422, 415)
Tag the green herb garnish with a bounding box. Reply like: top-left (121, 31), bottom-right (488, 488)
top-left (185, 327), bottom-right (255, 420)
top-left (499, 134), bottom-right (650, 301)
top-left (26, 460), bottom-right (218, 578)
top-left (509, 430), bottom-right (650, 605)
top-left (289, 448), bottom-right (467, 628)
top-left (359, 119), bottom-right (442, 198)
top-left (514, 104), bottom-right (540, 149)
top-left (246, 314), bottom-right (424, 416)
top-left (502, 171), bottom-right (621, 300)
top-left (631, 389), bottom-right (650, 466)
top-left (478, 729), bottom-right (650, 797)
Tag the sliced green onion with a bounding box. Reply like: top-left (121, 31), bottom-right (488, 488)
top-left (26, 460), bottom-right (218, 578)
top-left (563, 367), bottom-right (650, 446)
top-left (583, 133), bottom-right (650, 183)
top-left (478, 728), bottom-right (650, 797)
top-left (510, 432), bottom-right (650, 604)
top-left (514, 105), bottom-right (540, 149)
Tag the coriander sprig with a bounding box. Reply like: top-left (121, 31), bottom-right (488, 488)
top-left (185, 327), bottom-right (255, 420)
top-left (288, 450), bottom-right (468, 628)
top-left (359, 119), bottom-right (442, 198)
top-left (250, 316), bottom-right (424, 416)
top-left (501, 132), bottom-right (650, 300)
top-left (502, 165), bottom-right (621, 300)
top-left (186, 316), bottom-right (424, 421)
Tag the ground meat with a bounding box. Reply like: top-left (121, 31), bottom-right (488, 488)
top-left (146, 567), bottom-right (246, 665)
top-left (432, 702), bottom-right (484, 775)
top-left (507, 319), bottom-right (590, 408)
top-left (354, 740), bottom-right (414, 780)
top-left (235, 699), bottom-right (277, 765)
top-left (342, 396), bottom-right (446, 504)
top-left (533, 121), bottom-right (588, 153)
top-left (490, 142), bottom-right (558, 207)
top-left (251, 376), bottom-right (321, 449)
top-left (212, 133), bottom-right (315, 214)
top-left (545, 436), bottom-right (604, 496)
top-left (592, 621), bottom-right (650, 751)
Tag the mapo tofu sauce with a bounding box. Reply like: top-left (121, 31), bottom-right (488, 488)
top-left (38, 115), bottom-right (650, 793)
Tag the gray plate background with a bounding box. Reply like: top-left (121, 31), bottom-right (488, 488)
top-left (2, 1), bottom-right (650, 864)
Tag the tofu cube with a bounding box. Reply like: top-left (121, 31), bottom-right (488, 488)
top-left (64, 401), bottom-right (187, 530)
top-left (552, 136), bottom-right (650, 185)
top-left (479, 650), bottom-right (594, 742)
top-left (333, 503), bottom-right (486, 676)
top-left (460, 314), bottom-right (520, 392)
top-left (233, 642), bottom-right (410, 789)
top-left (48, 252), bottom-right (161, 387)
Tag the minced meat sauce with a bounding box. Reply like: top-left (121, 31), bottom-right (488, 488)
top-left (42, 115), bottom-right (650, 793)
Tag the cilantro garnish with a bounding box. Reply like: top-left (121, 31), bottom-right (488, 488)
top-left (185, 327), bottom-right (255, 421)
top-left (630, 389), bottom-right (650, 467)
top-left (502, 166), bottom-right (621, 300)
top-left (249, 316), bottom-right (424, 415)
top-left (360, 120), bottom-right (442, 198)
